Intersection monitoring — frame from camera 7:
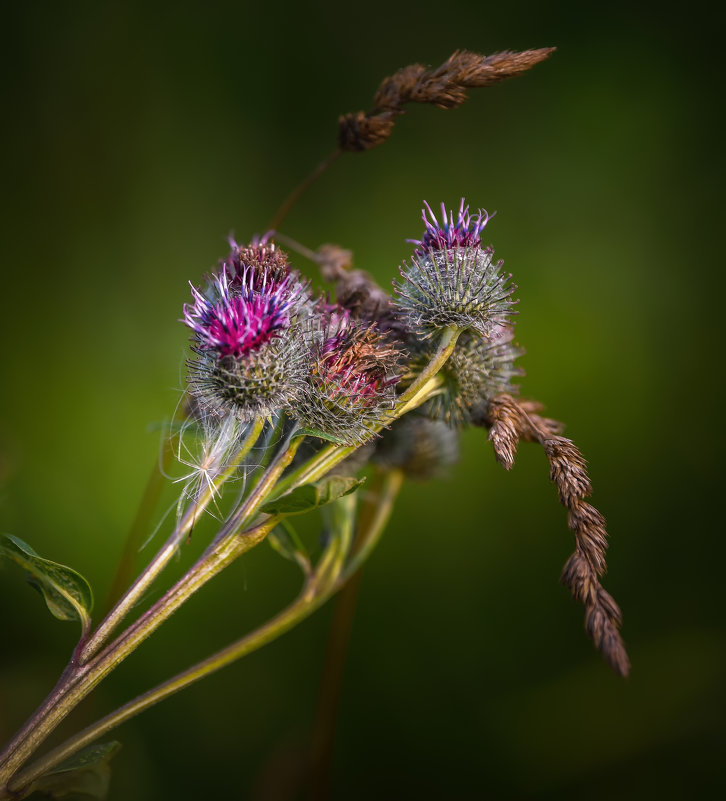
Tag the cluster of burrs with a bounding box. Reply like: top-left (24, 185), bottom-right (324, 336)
top-left (182, 199), bottom-right (628, 675)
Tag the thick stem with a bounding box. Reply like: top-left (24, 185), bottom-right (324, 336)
top-left (0, 427), bottom-right (292, 789)
top-left (0, 518), bottom-right (276, 795)
top-left (0, 322), bottom-right (442, 791)
top-left (0, 669), bottom-right (77, 796)
top-left (394, 326), bottom-right (459, 410)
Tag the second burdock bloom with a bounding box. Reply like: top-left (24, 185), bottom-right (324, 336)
top-left (392, 200), bottom-right (524, 426)
top-left (394, 200), bottom-right (518, 340)
top-left (296, 310), bottom-right (402, 445)
top-left (422, 324), bottom-right (525, 426)
top-left (183, 240), bottom-right (310, 421)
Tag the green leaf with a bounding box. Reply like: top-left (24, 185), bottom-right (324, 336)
top-left (294, 427), bottom-right (348, 445)
top-left (0, 534), bottom-right (94, 633)
top-left (29, 741), bottom-right (121, 800)
top-left (268, 519), bottom-right (311, 575)
top-left (261, 476), bottom-right (365, 517)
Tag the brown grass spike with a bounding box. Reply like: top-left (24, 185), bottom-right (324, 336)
top-left (483, 394), bottom-right (630, 677)
top-left (338, 47), bottom-right (555, 152)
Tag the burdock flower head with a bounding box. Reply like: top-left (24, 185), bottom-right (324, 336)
top-left (183, 245), bottom-right (309, 421)
top-left (296, 309), bottom-right (402, 445)
top-left (423, 324), bottom-right (525, 426)
top-left (394, 199), bottom-right (517, 339)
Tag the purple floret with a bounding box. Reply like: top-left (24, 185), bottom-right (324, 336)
top-left (409, 198), bottom-right (493, 255)
top-left (183, 267), bottom-right (302, 358)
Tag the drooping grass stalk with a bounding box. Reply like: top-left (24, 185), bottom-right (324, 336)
top-left (268, 149), bottom-right (341, 231)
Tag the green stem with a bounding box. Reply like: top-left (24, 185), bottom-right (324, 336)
top-left (4, 496), bottom-right (357, 798)
top-left (0, 516), bottom-right (278, 798)
top-left (338, 469), bottom-right (404, 584)
top-left (0, 328), bottom-right (455, 793)
top-left (272, 442), bottom-right (354, 501)
top-left (0, 514), bottom-right (276, 797)
top-left (396, 326), bottom-right (459, 408)
top-left (0, 425), bottom-right (292, 791)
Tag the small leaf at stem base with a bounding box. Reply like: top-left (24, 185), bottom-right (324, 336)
top-left (0, 534), bottom-right (94, 633)
top-left (294, 428), bottom-right (348, 445)
top-left (24, 741), bottom-right (121, 801)
top-left (260, 476), bottom-right (365, 517)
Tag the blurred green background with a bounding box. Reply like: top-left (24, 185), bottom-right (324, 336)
top-left (1, 1), bottom-right (723, 799)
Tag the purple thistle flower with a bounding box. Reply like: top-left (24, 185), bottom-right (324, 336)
top-left (408, 199), bottom-right (493, 257)
top-left (182, 245), bottom-right (310, 421)
top-left (183, 268), bottom-right (303, 358)
top-left (394, 199), bottom-right (516, 340)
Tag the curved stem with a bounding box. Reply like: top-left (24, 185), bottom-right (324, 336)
top-left (0, 518), bottom-right (276, 796)
top-left (0, 321), bottom-right (448, 793)
top-left (268, 149), bottom-right (341, 231)
top-left (338, 469), bottom-right (404, 584)
top-left (393, 326), bottom-right (459, 410)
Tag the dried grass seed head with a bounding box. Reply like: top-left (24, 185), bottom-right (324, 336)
top-left (337, 48), bottom-right (555, 152)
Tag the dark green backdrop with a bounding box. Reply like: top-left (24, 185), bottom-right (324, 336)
top-left (1, 1), bottom-right (723, 799)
